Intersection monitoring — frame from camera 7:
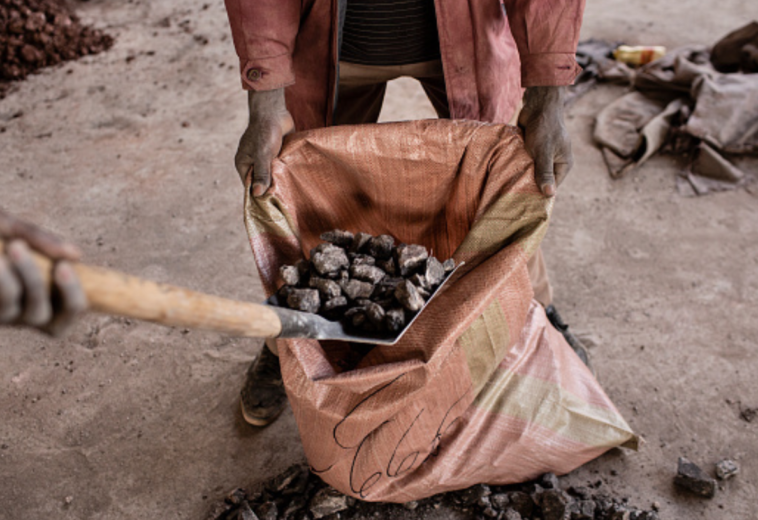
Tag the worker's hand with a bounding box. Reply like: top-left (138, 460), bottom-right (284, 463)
top-left (235, 88), bottom-right (295, 197)
top-left (518, 86), bottom-right (573, 197)
top-left (0, 209), bottom-right (87, 337)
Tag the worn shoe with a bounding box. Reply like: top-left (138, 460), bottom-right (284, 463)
top-left (240, 346), bottom-right (287, 427)
top-left (545, 304), bottom-right (594, 374)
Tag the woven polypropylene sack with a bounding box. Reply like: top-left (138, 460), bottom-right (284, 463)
top-left (244, 120), bottom-right (637, 502)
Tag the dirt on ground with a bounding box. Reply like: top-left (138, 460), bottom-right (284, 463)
top-left (0, 0), bottom-right (113, 92)
top-left (0, 1), bottom-right (756, 519)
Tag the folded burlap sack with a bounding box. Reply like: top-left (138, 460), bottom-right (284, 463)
top-left (244, 119), bottom-right (637, 502)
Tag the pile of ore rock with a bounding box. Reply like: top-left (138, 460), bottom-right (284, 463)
top-left (208, 465), bottom-right (661, 520)
top-left (275, 230), bottom-right (455, 335)
top-left (0, 0), bottom-right (113, 91)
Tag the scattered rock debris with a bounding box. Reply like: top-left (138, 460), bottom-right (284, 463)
top-left (715, 459), bottom-right (740, 480)
top-left (738, 403), bottom-right (756, 423)
top-left (0, 0), bottom-right (114, 96)
top-left (209, 465), bottom-right (661, 520)
top-left (274, 230), bottom-right (456, 335)
top-left (674, 457), bottom-right (716, 498)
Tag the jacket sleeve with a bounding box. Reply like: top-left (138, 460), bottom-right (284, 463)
top-left (501, 0), bottom-right (586, 87)
top-left (224, 0), bottom-right (300, 91)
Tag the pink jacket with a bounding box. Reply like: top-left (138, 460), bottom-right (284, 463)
top-left (224, 0), bottom-right (585, 130)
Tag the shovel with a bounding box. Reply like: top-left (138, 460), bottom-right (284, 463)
top-left (5, 239), bottom-right (460, 345)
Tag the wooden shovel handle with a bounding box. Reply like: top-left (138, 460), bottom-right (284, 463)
top-left (0, 239), bottom-right (282, 338)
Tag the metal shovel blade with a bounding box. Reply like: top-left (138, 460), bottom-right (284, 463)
top-left (267, 263), bottom-right (464, 345)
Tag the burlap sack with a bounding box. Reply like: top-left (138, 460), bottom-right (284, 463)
top-left (244, 120), bottom-right (637, 502)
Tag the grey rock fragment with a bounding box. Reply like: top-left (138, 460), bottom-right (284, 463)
top-left (636, 512), bottom-right (660, 520)
top-left (458, 484), bottom-right (491, 505)
top-left (309, 277), bottom-right (342, 299)
top-left (374, 276), bottom-right (403, 298)
top-left (610, 510), bottom-right (631, 520)
top-left (282, 494), bottom-right (306, 518)
top-left (425, 256), bottom-right (445, 287)
top-left (385, 308), bottom-right (406, 332)
top-left (503, 510), bottom-right (522, 520)
top-left (403, 501), bottom-right (418, 510)
top-left (410, 273), bottom-right (428, 289)
top-left (578, 500), bottom-right (597, 519)
top-left (539, 489), bottom-right (571, 520)
top-left (269, 464), bottom-right (304, 492)
top-left (350, 310), bottom-right (367, 329)
top-left (483, 506), bottom-right (499, 518)
top-left (236, 501), bottom-right (259, 520)
top-left (253, 502), bottom-right (277, 520)
top-left (378, 257), bottom-right (397, 275)
top-left (320, 229), bottom-right (354, 248)
top-left (506, 491), bottom-right (533, 518)
top-left (310, 243), bottom-right (333, 256)
top-left (368, 234), bottom-right (395, 259)
top-left (442, 258), bottom-right (456, 272)
top-left (394, 280), bottom-right (425, 312)
top-left (540, 472), bottom-right (560, 490)
top-left (365, 302), bottom-right (386, 327)
top-left (350, 264), bottom-right (386, 284)
top-left (372, 297), bottom-right (394, 309)
top-left (277, 285), bottom-right (293, 303)
top-left (715, 459), bottom-right (739, 480)
top-left (311, 244), bottom-right (349, 275)
top-left (322, 297), bottom-right (348, 313)
top-left (396, 243), bottom-right (429, 276)
top-left (341, 279), bottom-right (374, 300)
top-left (350, 232), bottom-right (373, 253)
top-left (286, 289), bottom-right (320, 313)
top-left (309, 487), bottom-right (349, 519)
top-left (279, 265), bottom-right (300, 286)
top-left (226, 488), bottom-right (246, 505)
top-left (674, 457), bottom-right (716, 498)
top-left (350, 254), bottom-right (376, 267)
top-left (490, 493), bottom-right (510, 510)
top-left (567, 499), bottom-right (596, 519)
top-left (740, 405), bottom-right (757, 422)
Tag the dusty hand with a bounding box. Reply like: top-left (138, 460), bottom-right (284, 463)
top-left (0, 209), bottom-right (87, 336)
top-left (234, 88), bottom-right (295, 197)
top-left (518, 86), bottom-right (573, 197)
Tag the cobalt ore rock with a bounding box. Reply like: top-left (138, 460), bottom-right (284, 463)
top-left (273, 230), bottom-right (457, 334)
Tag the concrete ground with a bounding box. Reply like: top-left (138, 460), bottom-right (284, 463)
top-left (0, 0), bottom-right (756, 518)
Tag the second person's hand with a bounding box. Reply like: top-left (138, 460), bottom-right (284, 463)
top-left (235, 88), bottom-right (295, 197)
top-left (0, 209), bottom-right (87, 337)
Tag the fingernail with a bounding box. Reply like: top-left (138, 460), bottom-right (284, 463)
top-left (542, 184), bottom-right (555, 197)
top-left (252, 184), bottom-right (265, 197)
top-left (7, 241), bottom-right (25, 261)
top-left (57, 264), bottom-right (72, 283)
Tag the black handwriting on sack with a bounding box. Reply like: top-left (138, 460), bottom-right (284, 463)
top-left (312, 372), bottom-right (472, 499)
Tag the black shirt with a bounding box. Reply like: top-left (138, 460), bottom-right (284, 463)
top-left (340, 0), bottom-right (442, 66)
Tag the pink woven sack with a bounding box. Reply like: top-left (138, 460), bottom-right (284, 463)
top-left (244, 119), bottom-right (637, 502)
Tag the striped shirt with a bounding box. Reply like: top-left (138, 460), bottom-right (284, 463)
top-left (340, 0), bottom-right (441, 66)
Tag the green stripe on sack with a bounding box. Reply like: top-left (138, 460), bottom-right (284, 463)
top-left (474, 369), bottom-right (637, 448)
top-left (245, 192), bottom-right (299, 239)
top-left (458, 300), bottom-right (512, 395)
top-left (456, 193), bottom-right (552, 257)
